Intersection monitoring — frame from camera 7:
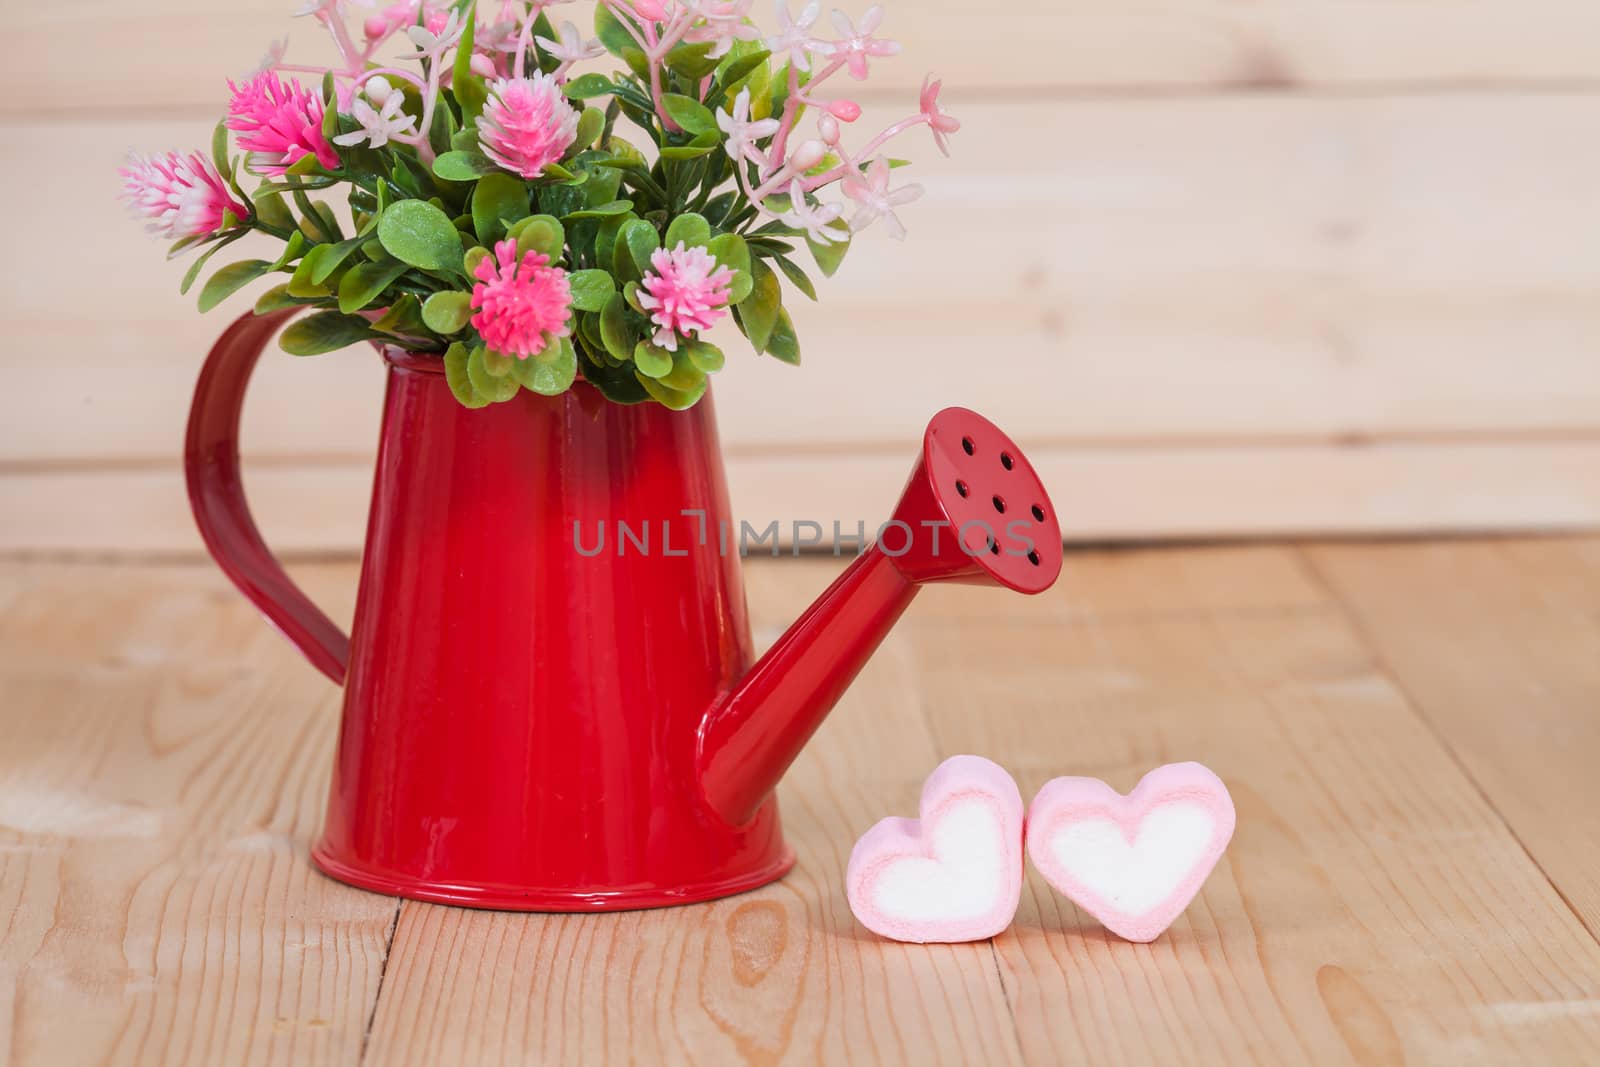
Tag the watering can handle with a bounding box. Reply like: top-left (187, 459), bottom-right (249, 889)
top-left (184, 309), bottom-right (351, 685)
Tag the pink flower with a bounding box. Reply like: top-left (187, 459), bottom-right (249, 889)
top-left (479, 74), bottom-right (580, 179)
top-left (716, 87), bottom-right (780, 165)
top-left (829, 5), bottom-right (900, 81)
top-left (766, 1), bottom-right (827, 73)
top-left (225, 73), bottom-right (340, 176)
top-left (638, 242), bottom-right (735, 351)
top-left (470, 239), bottom-right (573, 359)
top-left (685, 0), bottom-right (761, 59)
top-left (119, 151), bottom-right (249, 240)
top-left (631, 0), bottom-right (677, 21)
top-left (920, 75), bottom-right (960, 156)
top-left (843, 156), bottom-right (923, 240)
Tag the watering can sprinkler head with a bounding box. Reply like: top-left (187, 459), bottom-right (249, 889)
top-left (697, 408), bottom-right (1064, 826)
top-left (884, 407), bottom-right (1064, 590)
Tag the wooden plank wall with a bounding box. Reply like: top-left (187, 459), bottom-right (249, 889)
top-left (4, 1), bottom-right (1600, 553)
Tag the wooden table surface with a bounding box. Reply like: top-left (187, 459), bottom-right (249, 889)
top-left (3, 539), bottom-right (1599, 1065)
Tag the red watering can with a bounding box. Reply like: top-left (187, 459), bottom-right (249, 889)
top-left (186, 310), bottom-right (1064, 911)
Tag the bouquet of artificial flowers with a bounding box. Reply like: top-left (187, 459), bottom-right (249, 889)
top-left (120, 0), bottom-right (958, 410)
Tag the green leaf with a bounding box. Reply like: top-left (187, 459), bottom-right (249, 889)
top-left (716, 50), bottom-right (771, 92)
top-left (433, 150), bottom-right (497, 181)
top-left (706, 232), bottom-right (752, 301)
top-left (463, 245), bottom-right (491, 277)
top-left (198, 259), bottom-right (271, 312)
top-left (658, 349), bottom-right (707, 392)
top-left (567, 269), bottom-right (616, 312)
top-left (482, 349), bottom-right (514, 378)
top-left (311, 237), bottom-right (366, 284)
top-left (508, 214), bottom-right (564, 261)
top-left (807, 231), bottom-right (850, 278)
top-left (468, 346), bottom-right (520, 402)
top-left (636, 371), bottom-right (708, 411)
top-left (511, 338), bottom-right (578, 395)
top-left (252, 190), bottom-right (295, 231)
top-left (666, 40), bottom-right (721, 79)
top-left (565, 74), bottom-right (616, 100)
top-left (370, 293), bottom-right (428, 338)
top-left (421, 290), bottom-right (474, 334)
top-left (664, 212), bottom-right (711, 250)
top-left (266, 230), bottom-right (306, 272)
top-left (633, 340), bottom-right (674, 379)
top-left (378, 199), bottom-right (465, 272)
top-left (444, 342), bottom-right (491, 407)
top-left (766, 306), bottom-right (800, 365)
top-left (562, 199), bottom-right (633, 221)
top-left (599, 293), bottom-right (636, 361)
top-left (280, 311), bottom-right (377, 356)
top-left (659, 131), bottom-right (720, 161)
top-left (211, 120), bottom-right (232, 181)
top-left (254, 283), bottom-right (314, 314)
top-left (661, 94), bottom-right (717, 136)
top-left (685, 339), bottom-right (725, 373)
top-left (770, 254), bottom-right (818, 300)
top-left (619, 218), bottom-right (660, 276)
top-left (593, 4), bottom-right (635, 58)
top-left (573, 106), bottom-right (604, 150)
top-left (337, 260), bottom-right (409, 313)
top-left (452, 9), bottom-right (487, 124)
top-left (471, 172), bottom-right (529, 245)
top-left (740, 259), bottom-right (781, 352)
top-left (287, 249), bottom-right (330, 297)
top-left (179, 235), bottom-right (241, 296)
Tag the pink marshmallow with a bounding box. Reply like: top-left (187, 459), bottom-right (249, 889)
top-left (1025, 762), bottom-right (1236, 943)
top-left (846, 755), bottom-right (1024, 944)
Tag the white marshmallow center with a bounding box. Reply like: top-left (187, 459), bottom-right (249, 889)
top-left (1048, 803), bottom-right (1214, 915)
top-left (872, 799), bottom-right (1007, 922)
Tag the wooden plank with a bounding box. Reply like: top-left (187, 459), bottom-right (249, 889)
top-left (0, 561), bottom-right (396, 1067)
top-left (360, 560), bottom-right (1023, 1066)
top-left (1308, 538), bottom-right (1600, 937)
top-left (9, 93), bottom-right (1600, 467)
top-left (13, 0), bottom-right (1600, 116)
top-left (5, 439), bottom-right (1600, 555)
top-left (903, 545), bottom-right (1600, 1063)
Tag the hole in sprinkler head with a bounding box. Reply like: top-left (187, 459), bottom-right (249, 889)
top-left (1032, 504), bottom-right (1046, 522)
top-left (992, 495), bottom-right (1007, 515)
top-left (956, 480), bottom-right (969, 498)
top-left (1028, 550), bottom-right (1041, 567)
top-left (1001, 452), bottom-right (1014, 471)
top-left (962, 436), bottom-right (975, 456)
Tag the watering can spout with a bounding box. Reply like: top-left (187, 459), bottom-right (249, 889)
top-left (697, 408), bottom-right (1065, 826)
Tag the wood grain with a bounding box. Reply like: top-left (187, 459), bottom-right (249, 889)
top-left (12, 94), bottom-right (1600, 466)
top-left (359, 561), bottom-right (1024, 1066)
top-left (903, 545), bottom-right (1600, 1063)
top-left (4, 545), bottom-right (1600, 1063)
top-left (1307, 538), bottom-right (1600, 938)
top-left (13, 0), bottom-right (1600, 117)
top-left (0, 561), bottom-right (397, 1067)
top-left (8, 438), bottom-right (1600, 555)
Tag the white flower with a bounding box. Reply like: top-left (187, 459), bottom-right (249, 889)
top-left (333, 89), bottom-right (418, 148)
top-left (293, 0), bottom-right (374, 15)
top-left (843, 157), bottom-right (922, 240)
top-left (767, 1), bottom-right (827, 73)
top-left (685, 0), bottom-right (762, 59)
top-left (829, 5), bottom-right (900, 80)
top-left (252, 35), bottom-right (290, 75)
top-left (716, 88), bottom-right (780, 165)
top-left (405, 9), bottom-right (464, 57)
top-left (535, 21), bottom-right (604, 66)
top-left (774, 179), bottom-right (844, 244)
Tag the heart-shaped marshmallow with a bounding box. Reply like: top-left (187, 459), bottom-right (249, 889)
top-left (847, 755), bottom-right (1024, 944)
top-left (1026, 762), bottom-right (1235, 943)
